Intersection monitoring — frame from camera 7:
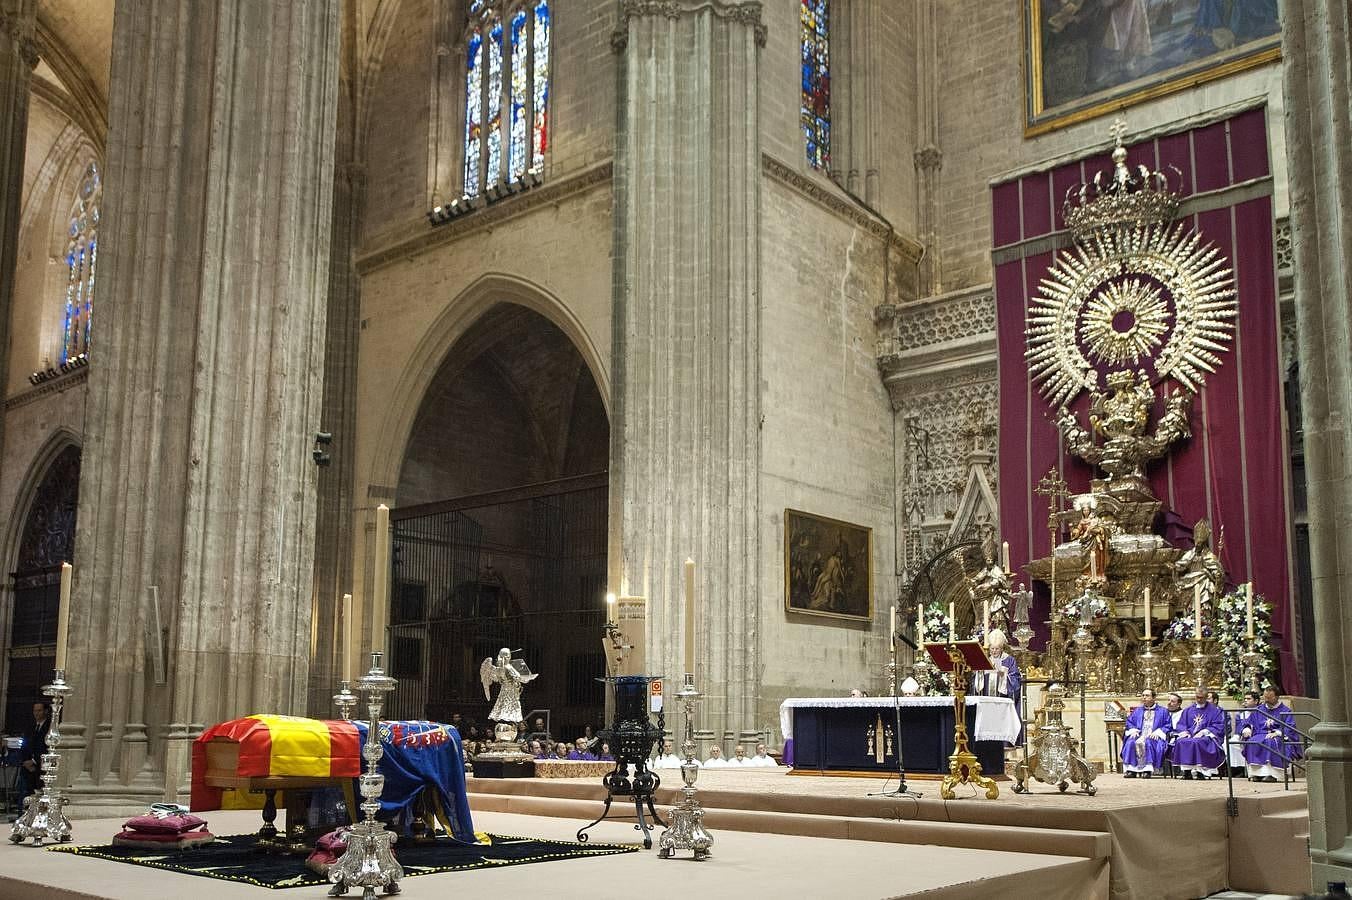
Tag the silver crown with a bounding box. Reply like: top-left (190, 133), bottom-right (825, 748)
top-left (1063, 120), bottom-right (1181, 242)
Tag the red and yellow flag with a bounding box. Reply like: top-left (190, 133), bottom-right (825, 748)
top-left (190, 714), bottom-right (362, 811)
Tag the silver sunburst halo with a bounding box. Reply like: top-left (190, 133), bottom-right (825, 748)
top-left (1026, 220), bottom-right (1237, 407)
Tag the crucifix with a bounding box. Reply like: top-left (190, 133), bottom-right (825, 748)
top-left (1035, 468), bottom-right (1070, 605)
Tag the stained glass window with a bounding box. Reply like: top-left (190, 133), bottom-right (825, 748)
top-left (531, 0), bottom-right (550, 173)
top-left (62, 163), bottom-right (100, 364)
top-left (462, 2), bottom-right (550, 198)
top-left (463, 24), bottom-right (484, 197)
top-left (508, 9), bottom-right (529, 180)
top-left (801, 0), bottom-right (830, 170)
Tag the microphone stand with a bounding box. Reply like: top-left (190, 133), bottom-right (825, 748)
top-left (870, 631), bottom-right (922, 799)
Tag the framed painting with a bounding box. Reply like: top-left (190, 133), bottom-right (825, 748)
top-left (784, 509), bottom-right (872, 622)
top-left (1025, 0), bottom-right (1281, 136)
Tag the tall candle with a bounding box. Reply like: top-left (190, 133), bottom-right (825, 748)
top-left (684, 558), bottom-right (696, 676)
top-left (889, 604), bottom-right (897, 653)
top-left (982, 599), bottom-right (990, 636)
top-left (1193, 582), bottom-right (1202, 636)
top-left (1001, 541), bottom-right (1011, 574)
top-left (371, 504), bottom-right (390, 658)
top-left (1143, 586), bottom-right (1151, 640)
top-left (341, 593), bottom-right (353, 681)
top-left (55, 562), bottom-right (72, 670)
top-left (948, 602), bottom-right (955, 643)
top-left (916, 607), bottom-right (925, 645)
top-left (1245, 582), bottom-right (1255, 640)
top-left (606, 592), bottom-right (617, 626)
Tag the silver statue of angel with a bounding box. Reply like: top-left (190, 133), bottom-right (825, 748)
top-left (480, 647), bottom-right (538, 724)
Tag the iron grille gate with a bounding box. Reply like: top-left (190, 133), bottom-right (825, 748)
top-left (387, 475), bottom-right (608, 743)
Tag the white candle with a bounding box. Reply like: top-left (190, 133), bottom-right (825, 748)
top-left (889, 604), bottom-right (896, 652)
top-left (1193, 582), bottom-right (1202, 636)
top-left (341, 592), bottom-right (353, 681)
top-left (1001, 541), bottom-right (1011, 574)
top-left (982, 599), bottom-right (990, 636)
top-left (916, 608), bottom-right (925, 645)
top-left (684, 558), bottom-right (696, 676)
top-left (1245, 582), bottom-right (1255, 640)
top-left (1143, 586), bottom-right (1151, 640)
top-left (606, 592), bottom-right (617, 625)
top-left (948, 602), bottom-right (955, 643)
top-left (55, 562), bottom-right (72, 671)
top-left (371, 504), bottom-right (390, 659)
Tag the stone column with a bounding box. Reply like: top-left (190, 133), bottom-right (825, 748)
top-left (1282, 0), bottom-right (1352, 889)
top-left (67, 1), bottom-right (340, 805)
top-left (0, 0), bottom-right (37, 464)
top-left (912, 0), bottom-right (942, 296)
top-left (611, 0), bottom-right (764, 747)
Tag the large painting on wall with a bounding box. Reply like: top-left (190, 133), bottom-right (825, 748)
top-left (1025, 0), bottom-right (1281, 135)
top-left (784, 509), bottom-right (872, 622)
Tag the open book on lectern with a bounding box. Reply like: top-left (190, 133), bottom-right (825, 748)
top-left (922, 640), bottom-right (994, 672)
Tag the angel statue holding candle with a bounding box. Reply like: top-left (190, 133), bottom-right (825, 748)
top-left (481, 648), bottom-right (538, 738)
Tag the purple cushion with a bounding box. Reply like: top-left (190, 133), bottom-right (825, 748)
top-left (122, 813), bottom-right (208, 835)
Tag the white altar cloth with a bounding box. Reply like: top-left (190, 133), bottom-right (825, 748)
top-left (779, 696), bottom-right (1020, 744)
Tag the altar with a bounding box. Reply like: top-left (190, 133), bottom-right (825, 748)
top-left (779, 696), bottom-right (1019, 776)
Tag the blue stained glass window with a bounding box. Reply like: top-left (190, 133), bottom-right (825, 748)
top-left (531, 0), bottom-right (550, 173)
top-left (508, 9), bottom-right (529, 180)
top-left (463, 26), bottom-right (484, 197)
top-left (485, 16), bottom-right (504, 187)
top-left (62, 163), bottom-right (100, 364)
top-left (462, 2), bottom-right (549, 198)
top-left (800, 0), bottom-right (830, 170)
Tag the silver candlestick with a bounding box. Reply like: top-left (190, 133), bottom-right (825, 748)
top-left (659, 673), bottom-right (714, 860)
top-left (329, 652), bottom-right (402, 898)
top-left (333, 680), bottom-right (359, 721)
top-left (10, 668), bottom-right (73, 845)
top-left (1240, 638), bottom-right (1263, 691)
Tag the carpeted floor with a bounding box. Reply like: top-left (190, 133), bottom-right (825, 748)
top-left (47, 831), bottom-right (638, 889)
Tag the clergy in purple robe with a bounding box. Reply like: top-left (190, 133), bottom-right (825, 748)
top-left (1241, 686), bottom-right (1300, 782)
top-left (1172, 688), bottom-right (1227, 779)
top-left (1121, 688), bottom-right (1172, 777)
top-left (971, 630), bottom-right (1022, 742)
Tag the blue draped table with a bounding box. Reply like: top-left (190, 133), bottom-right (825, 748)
top-left (779, 696), bottom-right (1019, 775)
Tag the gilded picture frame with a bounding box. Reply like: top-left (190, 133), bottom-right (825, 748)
top-left (784, 509), bottom-right (873, 622)
top-left (1025, 0), bottom-right (1281, 136)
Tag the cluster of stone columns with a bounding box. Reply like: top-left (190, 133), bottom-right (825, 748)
top-left (610, 0), bottom-right (765, 752)
top-left (0, 0), bottom-right (37, 471)
top-left (1282, 1), bottom-right (1352, 888)
top-left (60, 2), bottom-right (340, 805)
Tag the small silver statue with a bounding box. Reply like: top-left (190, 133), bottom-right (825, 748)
top-left (480, 648), bottom-right (538, 742)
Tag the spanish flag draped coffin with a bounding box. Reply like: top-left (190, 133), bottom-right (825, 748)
top-left (190, 714), bottom-right (475, 842)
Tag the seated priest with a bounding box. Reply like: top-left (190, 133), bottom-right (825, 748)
top-left (1171, 687), bottom-right (1226, 779)
top-left (731, 745), bottom-right (751, 766)
top-left (652, 737), bottom-right (684, 769)
top-left (1121, 688), bottom-right (1171, 778)
top-left (1229, 690), bottom-right (1260, 775)
top-left (567, 737), bottom-right (596, 761)
top-left (1241, 685), bottom-right (1301, 783)
top-left (703, 746), bottom-right (729, 767)
top-left (750, 743), bottom-right (779, 767)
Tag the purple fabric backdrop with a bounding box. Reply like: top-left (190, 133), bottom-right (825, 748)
top-left (992, 109), bottom-right (1300, 693)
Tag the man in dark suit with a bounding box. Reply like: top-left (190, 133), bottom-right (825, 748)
top-left (18, 702), bottom-right (51, 806)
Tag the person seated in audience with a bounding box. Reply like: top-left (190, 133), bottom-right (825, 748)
top-left (1241, 685), bottom-right (1300, 783)
top-left (653, 737), bottom-right (684, 769)
top-left (598, 741), bottom-right (614, 761)
top-left (567, 737), bottom-right (596, 761)
top-left (554, 741), bottom-right (571, 760)
top-left (527, 715), bottom-right (551, 746)
top-left (515, 721), bottom-right (528, 745)
top-left (1229, 689), bottom-right (1260, 777)
top-left (1164, 692), bottom-right (1185, 752)
top-left (750, 742), bottom-right (778, 767)
top-left (703, 746), bottom-right (729, 767)
top-left (581, 725), bottom-right (600, 754)
top-left (1207, 690), bottom-right (1221, 706)
top-left (1121, 688), bottom-right (1171, 778)
top-left (730, 745), bottom-right (751, 766)
top-left (848, 688), bottom-right (868, 698)
top-left (1172, 687), bottom-right (1226, 779)
top-left (528, 739), bottom-right (545, 759)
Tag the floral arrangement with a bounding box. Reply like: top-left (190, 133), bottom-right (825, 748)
top-left (1215, 583), bottom-right (1276, 697)
top-left (1059, 593), bottom-right (1109, 621)
top-left (1162, 614), bottom-right (1213, 641)
top-left (917, 602), bottom-right (952, 693)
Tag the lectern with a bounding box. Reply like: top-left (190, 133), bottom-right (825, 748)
top-left (924, 640), bottom-right (1000, 799)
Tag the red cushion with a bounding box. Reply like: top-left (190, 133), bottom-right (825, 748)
top-left (112, 830), bottom-right (215, 849)
top-left (122, 813), bottom-right (208, 835)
